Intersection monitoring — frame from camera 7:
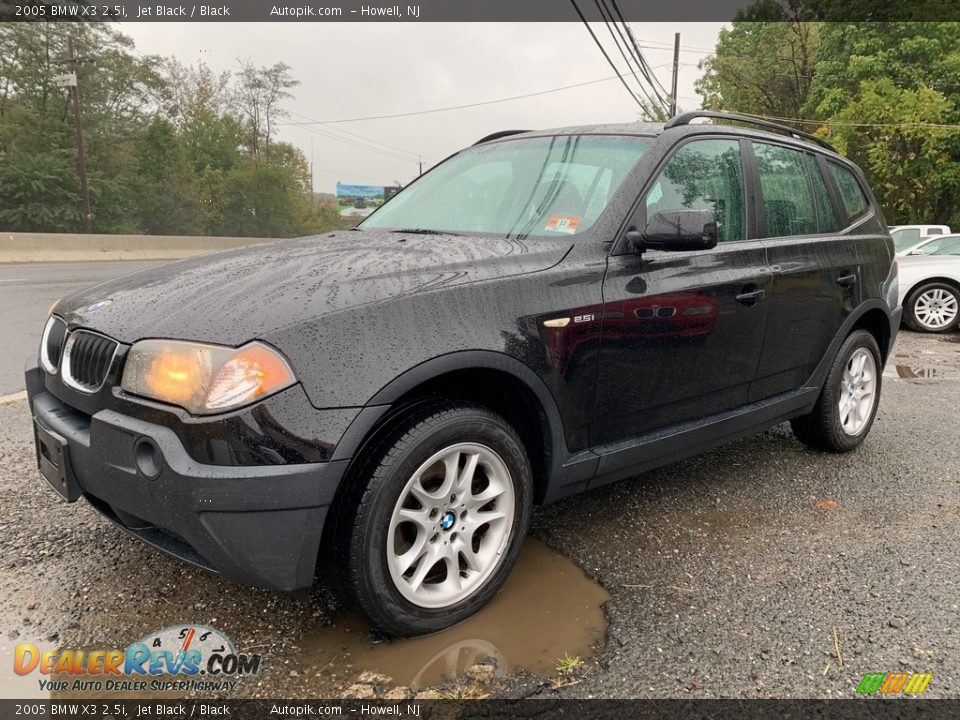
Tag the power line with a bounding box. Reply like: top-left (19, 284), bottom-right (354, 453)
top-left (608, 0), bottom-right (673, 106)
top-left (276, 74), bottom-right (623, 125)
top-left (567, 0), bottom-right (645, 110)
top-left (284, 111), bottom-right (425, 163)
top-left (286, 109), bottom-right (429, 161)
top-left (724, 111), bottom-right (960, 131)
top-left (592, 0), bottom-right (663, 110)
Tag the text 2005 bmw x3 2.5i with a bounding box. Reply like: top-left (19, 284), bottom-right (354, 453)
top-left (28, 112), bottom-right (900, 636)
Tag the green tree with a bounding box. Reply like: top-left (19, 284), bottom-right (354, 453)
top-left (0, 151), bottom-right (81, 231)
top-left (0, 24), bottom-right (163, 232)
top-left (131, 118), bottom-right (203, 235)
top-left (696, 11), bottom-right (960, 227)
top-left (0, 26), bottom-right (342, 238)
top-left (806, 23), bottom-right (960, 225)
top-left (696, 2), bottom-right (819, 124)
top-left (222, 158), bottom-right (305, 237)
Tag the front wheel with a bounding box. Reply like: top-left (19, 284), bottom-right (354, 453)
top-left (343, 403), bottom-right (532, 636)
top-left (790, 329), bottom-right (882, 452)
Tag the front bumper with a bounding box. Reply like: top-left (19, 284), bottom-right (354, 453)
top-left (25, 360), bottom-right (349, 592)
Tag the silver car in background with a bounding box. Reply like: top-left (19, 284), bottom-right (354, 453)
top-left (898, 247), bottom-right (960, 333)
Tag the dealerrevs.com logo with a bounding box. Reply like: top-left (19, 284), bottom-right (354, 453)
top-left (14, 624), bottom-right (262, 693)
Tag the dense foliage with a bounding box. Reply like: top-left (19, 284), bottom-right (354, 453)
top-left (0, 25), bottom-right (339, 236)
top-left (697, 12), bottom-right (960, 227)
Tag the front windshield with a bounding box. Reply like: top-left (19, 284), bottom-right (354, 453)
top-left (361, 135), bottom-right (651, 238)
top-left (891, 228), bottom-right (921, 251)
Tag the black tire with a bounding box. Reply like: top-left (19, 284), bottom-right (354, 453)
top-left (903, 281), bottom-right (960, 333)
top-left (341, 402), bottom-right (532, 637)
top-left (790, 329), bottom-right (882, 453)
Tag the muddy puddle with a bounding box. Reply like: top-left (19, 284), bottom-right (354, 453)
top-left (302, 539), bottom-right (610, 690)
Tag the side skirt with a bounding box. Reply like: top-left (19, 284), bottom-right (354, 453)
top-left (545, 386), bottom-right (818, 502)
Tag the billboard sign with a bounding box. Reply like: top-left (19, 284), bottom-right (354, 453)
top-left (336, 183), bottom-right (385, 216)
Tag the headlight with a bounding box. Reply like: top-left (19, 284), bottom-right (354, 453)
top-left (121, 339), bottom-right (296, 415)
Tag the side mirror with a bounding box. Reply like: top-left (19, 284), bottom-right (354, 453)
top-left (627, 209), bottom-right (718, 253)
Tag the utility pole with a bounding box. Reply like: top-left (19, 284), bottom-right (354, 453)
top-left (669, 32), bottom-right (680, 118)
top-left (67, 37), bottom-right (93, 233)
top-left (309, 137), bottom-right (315, 207)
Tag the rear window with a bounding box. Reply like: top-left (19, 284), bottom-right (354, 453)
top-left (754, 142), bottom-right (818, 237)
top-left (828, 163), bottom-right (869, 224)
top-left (891, 228), bottom-right (922, 251)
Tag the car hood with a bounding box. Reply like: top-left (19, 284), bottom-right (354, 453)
top-left (57, 230), bottom-right (572, 346)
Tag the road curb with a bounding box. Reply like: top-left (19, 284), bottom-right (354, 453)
top-left (0, 232), bottom-right (274, 263)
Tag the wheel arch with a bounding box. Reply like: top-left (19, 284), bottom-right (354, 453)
top-left (333, 351), bottom-right (569, 505)
top-left (806, 300), bottom-right (897, 391)
top-left (850, 307), bottom-right (893, 360)
top-left (903, 275), bottom-right (960, 304)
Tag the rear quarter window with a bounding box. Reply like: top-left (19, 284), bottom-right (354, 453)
top-left (828, 163), bottom-right (870, 225)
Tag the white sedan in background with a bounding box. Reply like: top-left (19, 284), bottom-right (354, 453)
top-left (892, 225), bottom-right (952, 256)
top-left (898, 248), bottom-right (960, 333)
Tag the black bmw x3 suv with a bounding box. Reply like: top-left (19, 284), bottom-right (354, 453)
top-left (27, 112), bottom-right (900, 636)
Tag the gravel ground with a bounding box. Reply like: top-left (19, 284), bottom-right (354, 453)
top-left (1, 329), bottom-right (957, 699)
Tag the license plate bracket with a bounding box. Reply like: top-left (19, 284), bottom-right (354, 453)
top-left (33, 420), bottom-right (80, 502)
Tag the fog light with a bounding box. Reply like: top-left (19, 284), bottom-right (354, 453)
top-left (134, 437), bottom-right (163, 480)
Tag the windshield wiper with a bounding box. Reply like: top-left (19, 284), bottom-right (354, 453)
top-left (390, 228), bottom-right (460, 236)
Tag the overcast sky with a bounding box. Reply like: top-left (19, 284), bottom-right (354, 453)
top-left (123, 22), bottom-right (724, 193)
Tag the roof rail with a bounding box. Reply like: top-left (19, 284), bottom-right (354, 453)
top-left (473, 129), bottom-right (532, 145)
top-left (665, 111), bottom-right (836, 153)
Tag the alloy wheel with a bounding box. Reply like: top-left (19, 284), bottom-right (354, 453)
top-left (838, 347), bottom-right (877, 436)
top-left (914, 288), bottom-right (959, 330)
top-left (386, 443), bottom-right (515, 608)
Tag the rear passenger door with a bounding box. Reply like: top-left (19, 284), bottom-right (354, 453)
top-left (750, 142), bottom-right (863, 400)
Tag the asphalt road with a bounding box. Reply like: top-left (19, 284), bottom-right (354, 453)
top-left (0, 259), bottom-right (957, 699)
top-left (0, 261), bottom-right (161, 395)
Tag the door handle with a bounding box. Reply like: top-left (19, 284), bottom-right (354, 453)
top-left (735, 288), bottom-right (765, 305)
top-left (837, 273), bottom-right (857, 287)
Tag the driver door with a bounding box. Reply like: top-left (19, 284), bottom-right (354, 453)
top-left (592, 137), bottom-right (772, 445)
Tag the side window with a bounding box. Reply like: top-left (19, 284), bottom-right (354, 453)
top-left (805, 155), bottom-right (841, 233)
top-left (828, 163), bottom-right (869, 224)
top-left (754, 142), bottom-right (817, 237)
top-left (644, 138), bottom-right (746, 243)
top-left (927, 228), bottom-right (943, 235)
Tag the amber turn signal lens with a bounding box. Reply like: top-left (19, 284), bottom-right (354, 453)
top-left (144, 349), bottom-right (210, 406)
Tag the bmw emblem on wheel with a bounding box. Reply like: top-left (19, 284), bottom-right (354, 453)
top-left (440, 511), bottom-right (456, 531)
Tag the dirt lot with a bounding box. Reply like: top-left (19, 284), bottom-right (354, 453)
top-left (1, 329), bottom-right (958, 699)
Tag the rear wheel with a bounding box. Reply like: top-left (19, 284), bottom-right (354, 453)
top-left (790, 330), bottom-right (882, 452)
top-left (342, 403), bottom-right (532, 636)
top-left (904, 281), bottom-right (960, 333)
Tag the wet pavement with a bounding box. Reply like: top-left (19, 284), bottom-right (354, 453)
top-left (0, 328), bottom-right (958, 699)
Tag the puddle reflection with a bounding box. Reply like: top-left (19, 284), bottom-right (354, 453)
top-left (895, 364), bottom-right (960, 379)
top-left (304, 539), bottom-right (610, 689)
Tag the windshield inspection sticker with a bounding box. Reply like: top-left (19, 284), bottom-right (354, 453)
top-left (545, 215), bottom-right (581, 234)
